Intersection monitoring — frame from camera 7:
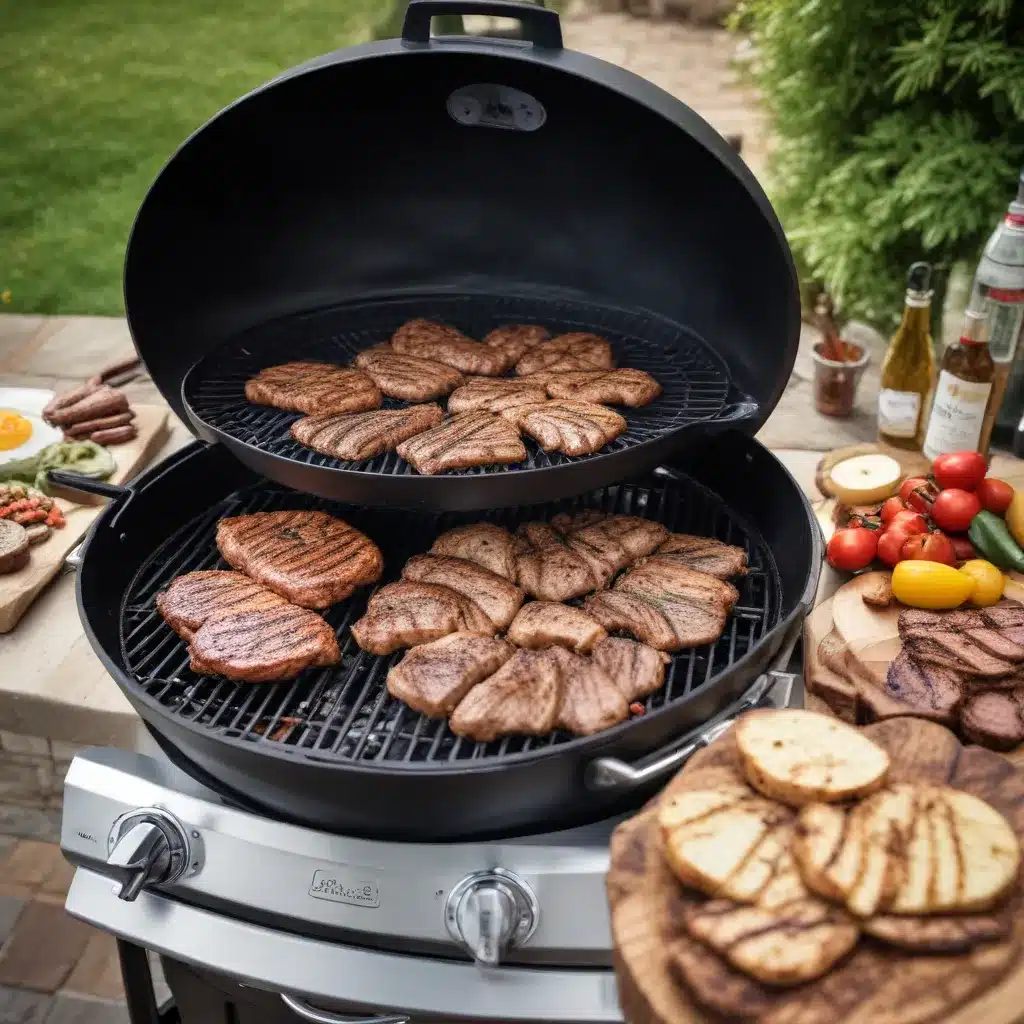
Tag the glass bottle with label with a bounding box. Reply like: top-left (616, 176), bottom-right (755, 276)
top-left (922, 308), bottom-right (995, 460)
top-left (877, 262), bottom-right (935, 450)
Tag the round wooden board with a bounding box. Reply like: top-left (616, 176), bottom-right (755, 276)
top-left (608, 717), bottom-right (1024, 1024)
top-left (830, 571), bottom-right (901, 688)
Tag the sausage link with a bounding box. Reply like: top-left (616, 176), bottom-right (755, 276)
top-left (89, 424), bottom-right (138, 445)
top-left (43, 382), bottom-right (99, 420)
top-left (64, 411), bottom-right (136, 438)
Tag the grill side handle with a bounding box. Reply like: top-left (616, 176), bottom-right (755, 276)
top-left (402, 0), bottom-right (563, 48)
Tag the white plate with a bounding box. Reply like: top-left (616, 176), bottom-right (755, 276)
top-left (0, 387), bottom-right (63, 465)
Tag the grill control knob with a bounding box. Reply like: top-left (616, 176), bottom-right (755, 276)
top-left (105, 808), bottom-right (190, 902)
top-left (444, 869), bottom-right (539, 967)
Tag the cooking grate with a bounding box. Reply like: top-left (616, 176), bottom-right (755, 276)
top-left (119, 474), bottom-right (780, 768)
top-left (182, 293), bottom-right (735, 479)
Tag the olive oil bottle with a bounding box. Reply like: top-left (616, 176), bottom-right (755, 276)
top-left (877, 262), bottom-right (936, 450)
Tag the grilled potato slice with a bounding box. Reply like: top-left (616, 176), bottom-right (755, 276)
top-left (736, 709), bottom-right (890, 807)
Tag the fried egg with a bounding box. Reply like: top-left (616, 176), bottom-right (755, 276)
top-left (0, 405), bottom-right (62, 461)
top-left (0, 410), bottom-right (33, 452)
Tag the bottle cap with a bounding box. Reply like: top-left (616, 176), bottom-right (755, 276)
top-left (907, 261), bottom-right (932, 292)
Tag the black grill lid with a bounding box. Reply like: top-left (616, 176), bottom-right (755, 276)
top-left (124, 0), bottom-right (799, 500)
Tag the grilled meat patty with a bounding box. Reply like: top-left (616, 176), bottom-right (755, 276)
top-left (350, 581), bottom-right (494, 655)
top-left (290, 405), bottom-right (444, 462)
top-left (506, 601), bottom-right (608, 653)
top-left (157, 570), bottom-right (288, 642)
top-left (656, 534), bottom-right (749, 579)
top-left (544, 368), bottom-right (662, 407)
top-left (401, 553), bottom-right (525, 630)
top-left (501, 400), bottom-right (627, 456)
top-left (391, 319), bottom-right (510, 376)
top-left (553, 512), bottom-right (669, 560)
top-left (387, 632), bottom-right (515, 717)
top-left (396, 411), bottom-right (527, 474)
top-left (188, 604), bottom-right (340, 682)
top-left (960, 690), bottom-right (1024, 750)
top-left (216, 511), bottom-right (383, 609)
top-left (483, 324), bottom-right (550, 363)
top-left (430, 523), bottom-right (517, 581)
top-left (549, 647), bottom-right (630, 736)
top-left (616, 560), bottom-right (739, 611)
top-left (245, 362), bottom-right (382, 415)
top-left (513, 522), bottom-right (605, 601)
top-left (446, 377), bottom-right (548, 414)
top-left (591, 636), bottom-right (670, 701)
top-left (354, 347), bottom-right (465, 401)
top-left (449, 648), bottom-right (564, 742)
top-left (515, 332), bottom-right (614, 376)
top-left (883, 650), bottom-right (962, 726)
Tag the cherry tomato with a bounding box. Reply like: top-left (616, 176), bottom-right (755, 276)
top-left (949, 535), bottom-right (977, 563)
top-left (826, 526), bottom-right (878, 572)
top-left (932, 451), bottom-right (987, 492)
top-left (899, 476), bottom-right (935, 513)
top-left (976, 477), bottom-right (1014, 515)
top-left (901, 531), bottom-right (957, 566)
top-left (930, 488), bottom-right (982, 533)
top-left (877, 526), bottom-right (916, 567)
top-left (888, 509), bottom-right (929, 535)
top-left (880, 497), bottom-right (905, 525)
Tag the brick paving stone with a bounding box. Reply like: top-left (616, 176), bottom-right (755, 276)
top-left (61, 934), bottom-right (124, 1003)
top-left (0, 986), bottom-right (50, 1024)
top-left (0, 845), bottom-right (65, 896)
top-left (43, 996), bottom-right (129, 1024)
top-left (0, 902), bottom-right (93, 994)
top-left (0, 897), bottom-right (25, 948)
top-left (37, 859), bottom-right (75, 906)
top-left (0, 808), bottom-right (61, 846)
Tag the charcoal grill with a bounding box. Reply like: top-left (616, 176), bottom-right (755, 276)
top-left (57, 3), bottom-right (822, 1021)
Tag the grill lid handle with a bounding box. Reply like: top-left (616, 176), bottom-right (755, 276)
top-left (401, 0), bottom-right (563, 49)
top-left (279, 995), bottom-right (409, 1024)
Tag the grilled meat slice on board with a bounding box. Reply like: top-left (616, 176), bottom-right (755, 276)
top-left (401, 553), bottom-right (524, 631)
top-left (505, 601), bottom-right (607, 653)
top-left (354, 347), bottom-right (465, 401)
top-left (350, 581), bottom-right (494, 656)
top-left (591, 636), bottom-right (670, 702)
top-left (483, 324), bottom-right (550, 363)
top-left (391, 319), bottom-right (511, 376)
top-left (188, 604), bottom-right (340, 682)
top-left (446, 377), bottom-right (548, 415)
top-left (544, 368), bottom-right (662, 408)
top-left (883, 650), bottom-right (962, 727)
top-left (290, 404), bottom-right (444, 461)
top-left (501, 400), bottom-right (627, 457)
top-left (515, 332), bottom-right (614, 376)
top-left (960, 690), bottom-right (1024, 751)
top-left (549, 647), bottom-right (630, 736)
top-left (157, 570), bottom-right (288, 642)
top-left (655, 534), bottom-right (749, 579)
top-left (552, 511), bottom-right (669, 561)
top-left (387, 632), bottom-right (515, 718)
top-left (396, 411), bottom-right (527, 475)
top-left (513, 522), bottom-right (605, 601)
top-left (245, 362), bottom-right (382, 416)
top-left (430, 523), bottom-right (517, 582)
top-left (216, 510), bottom-right (383, 609)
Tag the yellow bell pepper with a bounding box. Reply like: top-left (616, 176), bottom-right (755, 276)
top-left (958, 559), bottom-right (1005, 607)
top-left (1007, 490), bottom-right (1024, 550)
top-left (891, 561), bottom-right (974, 610)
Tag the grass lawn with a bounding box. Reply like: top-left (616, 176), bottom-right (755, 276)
top-left (1, 0), bottom-right (389, 316)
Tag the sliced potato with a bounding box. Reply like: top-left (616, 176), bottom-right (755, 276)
top-left (864, 912), bottom-right (1010, 953)
top-left (736, 709), bottom-right (890, 807)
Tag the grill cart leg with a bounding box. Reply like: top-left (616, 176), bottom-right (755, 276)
top-left (118, 939), bottom-right (179, 1023)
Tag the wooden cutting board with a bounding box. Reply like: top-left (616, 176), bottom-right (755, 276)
top-left (0, 403), bottom-right (169, 633)
top-left (608, 717), bottom-right (1024, 1024)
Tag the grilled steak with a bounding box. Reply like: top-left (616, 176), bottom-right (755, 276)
top-left (960, 690), bottom-right (1024, 751)
top-left (549, 647), bottom-right (630, 736)
top-left (245, 362), bottom-right (382, 415)
top-left (446, 377), bottom-right (548, 414)
top-left (591, 636), bottom-right (670, 701)
top-left (513, 522), bottom-right (603, 601)
top-left (401, 553), bottom-right (524, 630)
top-left (515, 332), bottom-right (614, 376)
top-left (483, 324), bottom-right (550, 363)
top-left (391, 319), bottom-right (510, 376)
top-left (883, 650), bottom-right (962, 726)
top-left (616, 560), bottom-right (739, 612)
top-left (430, 523), bottom-right (517, 581)
top-left (396, 411), bottom-right (527, 474)
top-left (544, 368), bottom-right (662, 407)
top-left (903, 630), bottom-right (1017, 680)
top-left (982, 600), bottom-right (1024, 634)
top-left (216, 511), bottom-right (383, 609)
top-left (899, 604), bottom-right (1024, 664)
top-left (350, 581), bottom-right (493, 655)
top-left (501, 400), bottom-right (627, 456)
top-left (386, 632), bottom-right (515, 717)
top-left (656, 534), bottom-right (749, 579)
top-left (506, 601), bottom-right (608, 653)
top-left (354, 347), bottom-right (465, 401)
top-left (290, 405), bottom-right (444, 461)
top-left (188, 605), bottom-right (340, 682)
top-left (583, 591), bottom-right (687, 651)
top-left (552, 512), bottom-right (668, 560)
top-left (157, 570), bottom-right (288, 642)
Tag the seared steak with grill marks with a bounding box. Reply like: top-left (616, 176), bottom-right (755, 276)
top-left (960, 690), bottom-right (1024, 751)
top-left (515, 332), bottom-right (613, 376)
top-left (583, 591), bottom-right (690, 651)
top-left (591, 636), bottom-right (670, 702)
top-left (391, 319), bottom-right (510, 376)
top-left (188, 605), bottom-right (340, 682)
top-left (350, 581), bottom-right (493, 655)
top-left (450, 648), bottom-right (564, 741)
top-left (483, 324), bottom-right (550, 363)
top-left (513, 522), bottom-right (602, 601)
top-left (290, 405), bottom-right (444, 461)
top-left (430, 523), bottom-right (517, 582)
top-left (616, 560), bottom-right (739, 612)
top-left (501, 400), bottom-right (627, 456)
top-left (401, 553), bottom-right (524, 630)
top-left (899, 605), bottom-right (1024, 662)
top-left (354, 347), bottom-right (465, 401)
top-left (549, 647), bottom-right (630, 736)
top-left (902, 631), bottom-right (1017, 680)
top-left (245, 362), bottom-right (382, 415)
top-left (386, 632), bottom-right (515, 717)
top-left (216, 511), bottom-right (383, 609)
top-left (396, 411), bottom-right (527, 474)
top-left (157, 570), bottom-right (288, 642)
top-left (446, 378), bottom-right (548, 414)
top-left (544, 368), bottom-right (662, 407)
top-left (656, 534), bottom-right (749, 579)
top-left (506, 601), bottom-right (608, 653)
top-left (883, 650), bottom-right (962, 726)
top-left (551, 512), bottom-right (668, 560)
